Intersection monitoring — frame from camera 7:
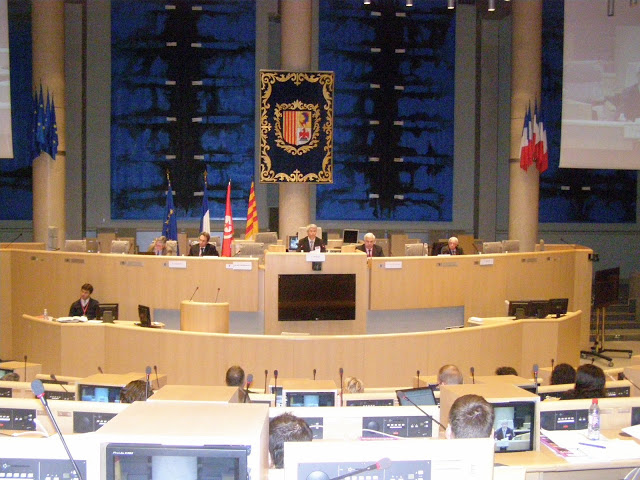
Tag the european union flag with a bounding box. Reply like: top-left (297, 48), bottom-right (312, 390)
top-left (47, 94), bottom-right (59, 159)
top-left (162, 177), bottom-right (179, 254)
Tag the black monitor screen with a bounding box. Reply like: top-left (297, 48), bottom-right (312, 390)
top-left (526, 301), bottom-right (550, 319)
top-left (396, 387), bottom-right (437, 406)
top-left (285, 391), bottom-right (336, 407)
top-left (79, 385), bottom-right (122, 403)
top-left (278, 274), bottom-right (356, 321)
top-left (343, 229), bottom-right (359, 244)
top-left (346, 398), bottom-right (395, 407)
top-left (594, 267), bottom-right (620, 308)
top-left (508, 301), bottom-right (530, 318)
top-left (548, 298), bottom-right (569, 317)
top-left (105, 444), bottom-right (249, 480)
top-left (99, 303), bottom-right (119, 321)
top-left (492, 401), bottom-right (536, 453)
top-left (138, 305), bottom-right (151, 327)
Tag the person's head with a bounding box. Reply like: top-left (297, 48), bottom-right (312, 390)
top-left (269, 413), bottom-right (313, 468)
top-left (198, 231), bottom-right (211, 247)
top-left (448, 237), bottom-right (459, 251)
top-left (438, 364), bottom-right (463, 385)
top-left (154, 236), bottom-right (167, 251)
top-left (345, 376), bottom-right (364, 394)
top-left (446, 394), bottom-right (495, 439)
top-left (0, 372), bottom-right (20, 381)
top-left (363, 233), bottom-right (376, 250)
top-left (573, 364), bottom-right (606, 397)
top-left (80, 283), bottom-right (94, 300)
top-left (225, 365), bottom-right (245, 387)
top-left (551, 363), bottom-right (576, 385)
top-left (495, 366), bottom-right (518, 376)
top-left (120, 379), bottom-right (150, 403)
top-left (306, 224), bottom-right (318, 240)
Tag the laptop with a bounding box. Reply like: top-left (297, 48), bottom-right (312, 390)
top-left (396, 386), bottom-right (437, 406)
top-left (136, 305), bottom-right (162, 328)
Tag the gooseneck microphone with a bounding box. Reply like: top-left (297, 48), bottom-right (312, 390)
top-left (264, 369), bottom-right (268, 394)
top-left (532, 364), bottom-right (539, 394)
top-left (273, 369), bottom-right (279, 406)
top-left (51, 374), bottom-right (69, 393)
top-left (416, 370), bottom-right (421, 388)
top-left (551, 358), bottom-right (555, 370)
top-left (98, 366), bottom-right (104, 374)
top-left (24, 355), bottom-right (28, 382)
top-left (397, 391), bottom-right (446, 431)
top-left (327, 458), bottom-right (392, 480)
top-left (339, 367), bottom-right (344, 407)
top-left (470, 366), bottom-right (475, 384)
top-left (313, 368), bottom-right (317, 380)
top-left (621, 373), bottom-right (640, 392)
top-left (243, 373), bottom-right (254, 403)
top-left (145, 366), bottom-right (152, 400)
top-left (189, 286), bottom-right (199, 301)
top-left (5, 232), bottom-right (23, 247)
top-left (215, 287), bottom-right (221, 303)
top-left (153, 365), bottom-right (160, 389)
top-left (31, 380), bottom-right (85, 480)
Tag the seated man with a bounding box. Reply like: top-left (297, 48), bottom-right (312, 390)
top-left (68, 283), bottom-right (100, 319)
top-left (296, 224), bottom-right (326, 252)
top-left (355, 232), bottom-right (384, 257)
top-left (440, 236), bottom-right (464, 255)
top-left (269, 413), bottom-right (313, 469)
top-left (446, 394), bottom-right (495, 439)
top-left (188, 231), bottom-right (219, 257)
top-left (438, 364), bottom-right (463, 386)
top-left (225, 365), bottom-right (245, 387)
top-left (148, 236), bottom-right (167, 255)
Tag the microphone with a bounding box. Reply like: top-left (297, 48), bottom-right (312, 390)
top-left (153, 365), bottom-right (160, 389)
top-left (264, 369), bottom-right (268, 394)
top-left (24, 355), bottom-right (28, 382)
top-left (273, 369), bottom-right (279, 406)
top-left (551, 358), bottom-right (555, 370)
top-left (470, 366), bottom-right (475, 384)
top-left (97, 366), bottom-right (104, 374)
top-left (621, 373), bottom-right (640, 392)
top-left (533, 364), bottom-right (539, 394)
top-left (313, 368), bottom-right (317, 380)
top-left (416, 370), bottom-right (420, 387)
top-left (188, 286), bottom-right (199, 301)
top-left (243, 373), bottom-right (254, 403)
top-left (31, 380), bottom-right (85, 480)
top-left (5, 232), bottom-right (22, 247)
top-left (339, 367), bottom-right (344, 406)
top-left (559, 237), bottom-right (570, 244)
top-left (397, 391), bottom-right (446, 431)
top-left (327, 458), bottom-right (392, 480)
top-left (215, 287), bottom-right (221, 303)
top-left (145, 366), bottom-right (152, 400)
top-left (51, 374), bottom-right (69, 393)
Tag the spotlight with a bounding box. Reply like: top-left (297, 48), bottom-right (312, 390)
top-left (406, 0), bottom-right (413, 6)
top-left (364, 0), bottom-right (371, 4)
top-left (448, 0), bottom-right (455, 8)
top-left (608, 0), bottom-right (615, 16)
top-left (488, 0), bottom-right (496, 11)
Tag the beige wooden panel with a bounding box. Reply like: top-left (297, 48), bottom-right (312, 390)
top-left (0, 250), bottom-right (13, 357)
top-left (0, 243), bottom-right (46, 250)
top-left (264, 252), bottom-right (367, 335)
top-left (463, 257), bottom-right (509, 318)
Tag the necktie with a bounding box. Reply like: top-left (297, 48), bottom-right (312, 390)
top-left (200, 247), bottom-right (204, 257)
top-left (367, 249), bottom-right (372, 257)
top-left (309, 241), bottom-right (314, 251)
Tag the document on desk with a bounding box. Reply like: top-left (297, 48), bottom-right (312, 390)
top-left (541, 429), bottom-right (640, 463)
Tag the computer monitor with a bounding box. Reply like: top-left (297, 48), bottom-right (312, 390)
top-left (137, 305), bottom-right (151, 327)
top-left (396, 387), bottom-right (437, 406)
top-left (342, 229), bottom-right (359, 244)
top-left (492, 401), bottom-right (536, 453)
top-left (526, 300), bottom-right (550, 319)
top-left (284, 390), bottom-right (337, 407)
top-left (287, 235), bottom-right (299, 251)
top-left (98, 303), bottom-right (119, 322)
top-left (548, 298), bottom-right (569, 317)
top-left (79, 384), bottom-right (123, 403)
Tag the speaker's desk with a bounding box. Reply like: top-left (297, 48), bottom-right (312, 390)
top-left (18, 310), bottom-right (581, 387)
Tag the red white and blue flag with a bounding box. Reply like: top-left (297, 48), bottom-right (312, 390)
top-left (221, 180), bottom-right (234, 257)
top-left (519, 105), bottom-right (534, 171)
top-left (534, 102), bottom-right (548, 173)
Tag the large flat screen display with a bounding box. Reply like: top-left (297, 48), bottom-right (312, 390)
top-left (278, 274), bottom-right (356, 321)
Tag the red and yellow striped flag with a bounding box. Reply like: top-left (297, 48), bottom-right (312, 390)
top-left (245, 180), bottom-right (259, 240)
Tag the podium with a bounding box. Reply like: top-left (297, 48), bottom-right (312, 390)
top-left (180, 300), bottom-right (229, 333)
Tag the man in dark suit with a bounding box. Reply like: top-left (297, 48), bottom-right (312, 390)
top-left (296, 224), bottom-right (326, 252)
top-left (188, 231), bottom-right (219, 256)
top-left (440, 236), bottom-right (464, 255)
top-left (355, 232), bottom-right (384, 257)
top-left (69, 283), bottom-right (100, 319)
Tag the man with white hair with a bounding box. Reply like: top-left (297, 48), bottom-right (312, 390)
top-left (296, 224), bottom-right (326, 252)
top-left (355, 232), bottom-right (384, 257)
top-left (440, 236), bottom-right (464, 255)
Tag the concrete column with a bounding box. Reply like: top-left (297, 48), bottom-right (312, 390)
top-left (508, 0), bottom-right (542, 252)
top-left (278, 0), bottom-right (312, 240)
top-left (32, 0), bottom-right (66, 249)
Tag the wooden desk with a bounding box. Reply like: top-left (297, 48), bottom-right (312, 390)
top-left (180, 300), bottom-right (229, 333)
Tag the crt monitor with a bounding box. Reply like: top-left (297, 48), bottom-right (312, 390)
top-left (492, 401), bottom-right (536, 453)
top-left (98, 303), bottom-right (119, 321)
top-left (105, 443), bottom-right (249, 480)
top-left (342, 229), bottom-right (359, 244)
top-left (396, 387), bottom-right (437, 406)
top-left (137, 304), bottom-right (151, 327)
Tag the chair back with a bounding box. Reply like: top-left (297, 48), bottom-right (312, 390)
top-left (64, 239), bottom-right (87, 252)
top-left (405, 243), bottom-right (425, 256)
top-left (110, 240), bottom-right (130, 254)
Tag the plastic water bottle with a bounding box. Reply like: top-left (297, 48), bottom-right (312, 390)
top-left (587, 398), bottom-right (600, 440)
top-left (43, 308), bottom-right (49, 321)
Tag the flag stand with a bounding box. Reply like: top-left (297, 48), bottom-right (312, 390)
top-left (580, 306), bottom-right (632, 367)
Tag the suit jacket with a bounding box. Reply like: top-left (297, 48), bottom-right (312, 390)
top-left (296, 236), bottom-right (326, 252)
top-left (494, 427), bottom-right (514, 441)
top-left (69, 298), bottom-right (100, 319)
top-left (188, 243), bottom-right (219, 257)
top-left (440, 245), bottom-right (464, 255)
top-left (355, 244), bottom-right (384, 257)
